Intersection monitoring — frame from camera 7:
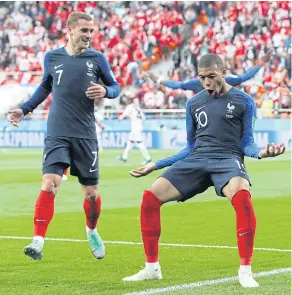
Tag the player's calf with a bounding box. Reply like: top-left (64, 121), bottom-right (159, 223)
top-left (231, 190), bottom-right (256, 266)
top-left (83, 191), bottom-right (105, 259)
top-left (24, 189), bottom-right (56, 260)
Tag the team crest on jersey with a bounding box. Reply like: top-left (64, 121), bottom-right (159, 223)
top-left (226, 102), bottom-right (235, 118)
top-left (86, 60), bottom-right (93, 76)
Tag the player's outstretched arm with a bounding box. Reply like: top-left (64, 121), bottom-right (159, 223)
top-left (161, 79), bottom-right (201, 91)
top-left (225, 49), bottom-right (273, 86)
top-left (130, 100), bottom-right (196, 178)
top-left (130, 142), bottom-right (194, 178)
top-left (146, 72), bottom-right (201, 92)
top-left (8, 52), bottom-right (53, 126)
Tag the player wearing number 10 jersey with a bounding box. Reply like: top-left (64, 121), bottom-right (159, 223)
top-left (123, 53), bottom-right (285, 288)
top-left (8, 12), bottom-right (120, 261)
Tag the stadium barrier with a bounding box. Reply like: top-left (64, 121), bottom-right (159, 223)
top-left (0, 129), bottom-right (291, 150)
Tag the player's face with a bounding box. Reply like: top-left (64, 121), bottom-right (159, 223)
top-left (69, 19), bottom-right (94, 52)
top-left (198, 67), bottom-right (226, 96)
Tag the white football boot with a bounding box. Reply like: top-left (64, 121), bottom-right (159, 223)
top-left (123, 263), bottom-right (162, 281)
top-left (24, 239), bottom-right (44, 260)
top-left (238, 268), bottom-right (259, 288)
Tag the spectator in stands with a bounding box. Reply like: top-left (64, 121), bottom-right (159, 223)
top-left (0, 1), bottom-right (291, 117)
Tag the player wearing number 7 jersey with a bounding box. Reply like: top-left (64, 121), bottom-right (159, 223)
top-left (7, 12), bottom-right (120, 261)
top-left (123, 53), bottom-right (285, 288)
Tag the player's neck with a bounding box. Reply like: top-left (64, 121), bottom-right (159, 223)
top-left (220, 83), bottom-right (232, 95)
top-left (65, 43), bottom-right (86, 56)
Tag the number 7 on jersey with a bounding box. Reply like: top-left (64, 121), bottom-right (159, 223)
top-left (56, 70), bottom-right (63, 85)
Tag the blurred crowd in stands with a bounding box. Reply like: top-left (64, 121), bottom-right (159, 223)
top-left (0, 1), bottom-right (291, 118)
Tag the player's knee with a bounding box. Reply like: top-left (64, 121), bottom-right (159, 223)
top-left (141, 190), bottom-right (163, 210)
top-left (83, 187), bottom-right (98, 201)
top-left (233, 181), bottom-right (250, 196)
top-left (41, 176), bottom-right (61, 194)
top-left (225, 177), bottom-right (250, 198)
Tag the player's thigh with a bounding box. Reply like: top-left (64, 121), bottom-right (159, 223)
top-left (149, 177), bottom-right (182, 203)
top-left (158, 157), bottom-right (211, 203)
top-left (42, 163), bottom-right (66, 193)
top-left (210, 158), bottom-right (251, 200)
top-left (70, 138), bottom-right (99, 185)
top-left (43, 136), bottom-right (71, 171)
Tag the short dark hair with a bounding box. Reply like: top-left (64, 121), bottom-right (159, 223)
top-left (67, 12), bottom-right (93, 27)
top-left (198, 53), bottom-right (225, 69)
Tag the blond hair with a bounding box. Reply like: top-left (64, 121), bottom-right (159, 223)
top-left (67, 11), bottom-right (93, 27)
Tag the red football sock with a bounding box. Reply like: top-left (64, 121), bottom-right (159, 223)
top-left (140, 190), bottom-right (163, 263)
top-left (34, 190), bottom-right (56, 237)
top-left (232, 189), bottom-right (256, 266)
top-left (63, 168), bottom-right (68, 176)
top-left (83, 195), bottom-right (101, 229)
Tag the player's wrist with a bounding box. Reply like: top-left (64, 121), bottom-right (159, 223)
top-left (19, 106), bottom-right (28, 116)
top-left (103, 86), bottom-right (108, 97)
top-left (153, 162), bottom-right (159, 170)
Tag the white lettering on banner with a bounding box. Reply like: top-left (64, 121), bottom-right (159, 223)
top-left (102, 132), bottom-right (153, 148)
top-left (0, 132), bottom-right (45, 147)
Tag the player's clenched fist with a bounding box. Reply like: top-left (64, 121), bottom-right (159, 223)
top-left (86, 81), bottom-right (106, 100)
top-left (129, 162), bottom-right (156, 178)
top-left (7, 109), bottom-right (24, 127)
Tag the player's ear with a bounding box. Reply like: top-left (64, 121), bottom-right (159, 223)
top-left (221, 69), bottom-right (227, 76)
top-left (67, 25), bottom-right (73, 35)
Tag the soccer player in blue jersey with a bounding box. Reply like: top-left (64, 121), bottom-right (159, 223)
top-left (8, 12), bottom-right (120, 261)
top-left (147, 49), bottom-right (273, 92)
top-left (123, 53), bottom-right (285, 287)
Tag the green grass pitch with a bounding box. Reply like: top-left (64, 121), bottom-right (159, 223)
top-left (0, 148), bottom-right (291, 295)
